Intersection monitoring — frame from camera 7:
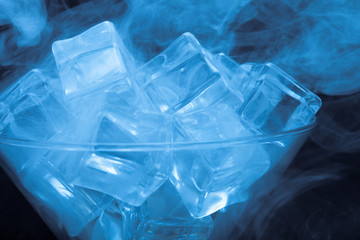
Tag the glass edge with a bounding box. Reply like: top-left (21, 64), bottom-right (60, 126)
top-left (0, 118), bottom-right (317, 151)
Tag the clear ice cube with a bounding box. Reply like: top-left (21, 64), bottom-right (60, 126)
top-left (169, 53), bottom-right (319, 217)
top-left (135, 32), bottom-right (222, 113)
top-left (52, 21), bottom-right (135, 98)
top-left (136, 181), bottom-right (214, 239)
top-left (175, 104), bottom-right (251, 141)
top-left (239, 62), bottom-right (322, 133)
top-left (0, 69), bottom-right (71, 140)
top-left (21, 161), bottom-right (113, 237)
top-left (172, 104), bottom-right (270, 217)
top-left (0, 69), bottom-right (72, 172)
top-left (69, 82), bottom-right (171, 206)
top-left (87, 200), bottom-right (139, 240)
top-left (139, 47), bottom-right (267, 217)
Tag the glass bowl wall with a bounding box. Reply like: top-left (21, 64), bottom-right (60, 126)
top-left (0, 119), bottom-right (316, 239)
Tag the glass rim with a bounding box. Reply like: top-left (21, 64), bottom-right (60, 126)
top-left (0, 118), bottom-right (317, 151)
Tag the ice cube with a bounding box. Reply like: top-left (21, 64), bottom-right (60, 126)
top-left (213, 54), bottom-right (322, 131)
top-left (87, 200), bottom-right (139, 240)
top-left (171, 104), bottom-right (270, 217)
top-left (0, 102), bottom-right (11, 132)
top-left (69, 82), bottom-right (171, 206)
top-left (152, 51), bottom-right (264, 217)
top-left (52, 21), bottom-right (135, 98)
top-left (239, 62), bottom-right (322, 133)
top-left (0, 69), bottom-right (71, 140)
top-left (136, 181), bottom-right (214, 239)
top-left (213, 53), bottom-right (259, 101)
top-left (175, 104), bottom-right (251, 141)
top-left (135, 35), bottom-right (253, 121)
top-left (0, 69), bottom-right (72, 172)
top-left (169, 54), bottom-right (319, 217)
top-left (21, 161), bottom-right (113, 237)
top-left (132, 36), bottom-right (270, 216)
top-left (136, 35), bottom-right (318, 217)
top-left (135, 32), bottom-right (222, 113)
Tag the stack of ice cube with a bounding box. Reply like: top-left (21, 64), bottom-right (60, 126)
top-left (0, 21), bottom-right (321, 239)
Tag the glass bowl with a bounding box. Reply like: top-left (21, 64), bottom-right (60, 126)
top-left (0, 118), bottom-right (316, 239)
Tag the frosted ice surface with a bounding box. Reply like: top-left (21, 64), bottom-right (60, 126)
top-left (135, 32), bottom-right (222, 113)
top-left (21, 161), bottom-right (112, 237)
top-left (70, 82), bottom-right (170, 206)
top-left (52, 21), bottom-right (134, 98)
top-left (136, 181), bottom-right (214, 239)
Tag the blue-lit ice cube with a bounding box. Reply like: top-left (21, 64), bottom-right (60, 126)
top-left (213, 53), bottom-right (259, 102)
top-left (136, 181), bottom-right (214, 239)
top-left (175, 104), bottom-right (251, 141)
top-left (169, 53), bottom-right (320, 217)
top-left (0, 69), bottom-right (72, 172)
top-left (135, 32), bottom-right (222, 113)
top-left (69, 82), bottom-right (171, 206)
top-left (134, 33), bottom-right (270, 217)
top-left (135, 35), bottom-right (255, 119)
top-left (21, 162), bottom-right (113, 237)
top-left (214, 54), bottom-right (322, 133)
top-left (172, 104), bottom-right (270, 217)
top-left (0, 69), bottom-right (71, 140)
top-left (0, 102), bottom-right (11, 132)
top-left (52, 21), bottom-right (134, 98)
top-left (87, 200), bottom-right (139, 240)
top-left (240, 62), bottom-right (321, 132)
top-left (133, 38), bottom-right (269, 216)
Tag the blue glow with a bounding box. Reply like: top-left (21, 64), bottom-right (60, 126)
top-left (0, 0), bottom-right (357, 239)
